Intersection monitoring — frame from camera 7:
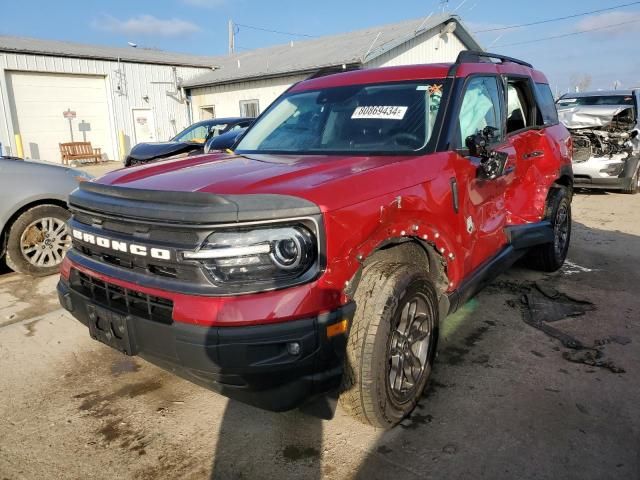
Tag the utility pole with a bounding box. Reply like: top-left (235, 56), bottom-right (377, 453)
top-left (228, 19), bottom-right (235, 55)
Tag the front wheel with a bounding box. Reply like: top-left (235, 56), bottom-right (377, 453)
top-left (524, 186), bottom-right (571, 272)
top-left (5, 205), bottom-right (72, 276)
top-left (340, 262), bottom-right (439, 428)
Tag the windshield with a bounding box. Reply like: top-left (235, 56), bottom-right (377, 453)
top-left (172, 121), bottom-right (230, 143)
top-left (235, 81), bottom-right (445, 154)
top-left (557, 95), bottom-right (634, 108)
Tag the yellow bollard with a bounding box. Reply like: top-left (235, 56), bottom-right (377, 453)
top-left (118, 130), bottom-right (127, 161)
top-left (14, 133), bottom-right (24, 158)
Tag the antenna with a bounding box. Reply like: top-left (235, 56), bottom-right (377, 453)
top-left (361, 31), bottom-right (382, 62)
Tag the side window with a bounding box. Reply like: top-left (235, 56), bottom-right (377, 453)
top-left (457, 76), bottom-right (503, 148)
top-left (176, 124), bottom-right (209, 143)
top-left (506, 79), bottom-right (534, 133)
top-left (534, 83), bottom-right (559, 126)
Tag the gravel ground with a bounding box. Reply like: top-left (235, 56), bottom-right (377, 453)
top-left (1, 190), bottom-right (639, 480)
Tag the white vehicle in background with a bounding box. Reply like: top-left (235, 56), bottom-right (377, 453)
top-left (556, 90), bottom-right (640, 194)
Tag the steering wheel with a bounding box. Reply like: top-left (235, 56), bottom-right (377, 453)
top-left (392, 132), bottom-right (422, 149)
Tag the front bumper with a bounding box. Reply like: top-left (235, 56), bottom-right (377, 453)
top-left (573, 154), bottom-right (639, 190)
top-left (57, 278), bottom-right (355, 412)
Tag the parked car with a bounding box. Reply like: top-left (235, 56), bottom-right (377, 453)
top-left (124, 118), bottom-right (254, 167)
top-left (0, 156), bottom-right (92, 276)
top-left (556, 90), bottom-right (639, 193)
top-left (203, 127), bottom-right (248, 153)
top-left (58, 52), bottom-right (572, 428)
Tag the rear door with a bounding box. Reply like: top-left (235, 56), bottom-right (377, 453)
top-left (450, 75), bottom-right (517, 274)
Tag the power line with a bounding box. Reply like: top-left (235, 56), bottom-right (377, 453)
top-left (234, 23), bottom-right (316, 38)
top-left (494, 18), bottom-right (640, 47)
top-left (475, 1), bottom-right (640, 33)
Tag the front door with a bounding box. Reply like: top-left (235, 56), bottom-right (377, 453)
top-left (450, 75), bottom-right (517, 275)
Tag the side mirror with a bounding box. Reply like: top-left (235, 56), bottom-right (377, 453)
top-left (465, 126), bottom-right (507, 180)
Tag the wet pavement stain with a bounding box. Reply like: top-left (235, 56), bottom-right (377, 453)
top-left (24, 319), bottom-right (40, 337)
top-left (400, 413), bottom-right (433, 430)
top-left (111, 358), bottom-right (141, 376)
top-left (439, 346), bottom-right (470, 365)
top-left (563, 349), bottom-right (625, 374)
top-left (282, 445), bottom-right (321, 462)
top-left (376, 445), bottom-right (393, 455)
top-left (464, 325), bottom-right (490, 347)
top-left (498, 280), bottom-right (627, 374)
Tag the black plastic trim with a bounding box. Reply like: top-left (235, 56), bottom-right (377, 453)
top-left (504, 221), bottom-right (553, 250)
top-left (58, 277), bottom-right (356, 412)
top-left (456, 50), bottom-right (533, 69)
top-left (447, 245), bottom-right (525, 314)
top-left (71, 182), bottom-right (321, 224)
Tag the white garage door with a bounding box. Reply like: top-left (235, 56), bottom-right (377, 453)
top-left (7, 71), bottom-right (113, 163)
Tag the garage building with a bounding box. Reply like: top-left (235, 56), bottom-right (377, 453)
top-left (0, 39), bottom-right (214, 162)
top-left (0, 13), bottom-right (480, 163)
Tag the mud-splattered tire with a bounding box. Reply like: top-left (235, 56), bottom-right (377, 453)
top-left (524, 186), bottom-right (571, 272)
top-left (340, 262), bottom-right (439, 428)
top-left (5, 205), bottom-right (71, 277)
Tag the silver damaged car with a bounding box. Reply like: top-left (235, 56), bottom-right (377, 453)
top-left (0, 156), bottom-right (92, 276)
top-left (557, 90), bottom-right (640, 194)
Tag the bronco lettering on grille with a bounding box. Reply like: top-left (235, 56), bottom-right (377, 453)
top-left (72, 229), bottom-right (171, 260)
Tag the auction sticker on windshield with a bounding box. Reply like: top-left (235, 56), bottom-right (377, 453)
top-left (352, 106), bottom-right (408, 120)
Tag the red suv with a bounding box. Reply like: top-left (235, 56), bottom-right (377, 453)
top-left (58, 52), bottom-right (573, 428)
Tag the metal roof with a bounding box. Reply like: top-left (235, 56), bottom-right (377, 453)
top-left (560, 90), bottom-right (636, 98)
top-left (0, 13), bottom-right (481, 81)
top-left (183, 13), bottom-right (481, 88)
top-left (0, 35), bottom-right (217, 68)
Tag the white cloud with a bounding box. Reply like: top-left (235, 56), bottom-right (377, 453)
top-left (181, 0), bottom-right (226, 7)
top-left (92, 14), bottom-right (201, 37)
top-left (576, 11), bottom-right (640, 37)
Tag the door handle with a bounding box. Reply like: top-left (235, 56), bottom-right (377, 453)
top-left (523, 150), bottom-right (543, 159)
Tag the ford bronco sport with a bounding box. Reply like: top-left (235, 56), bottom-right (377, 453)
top-left (58, 52), bottom-right (573, 428)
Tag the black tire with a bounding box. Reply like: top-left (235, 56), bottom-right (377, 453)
top-left (340, 262), bottom-right (439, 428)
top-left (524, 186), bottom-right (571, 272)
top-left (5, 205), bottom-right (71, 277)
top-left (622, 167), bottom-right (639, 194)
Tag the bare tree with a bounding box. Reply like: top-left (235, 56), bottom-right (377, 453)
top-left (569, 73), bottom-right (592, 92)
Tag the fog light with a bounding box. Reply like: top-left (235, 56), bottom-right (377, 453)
top-left (287, 342), bottom-right (301, 355)
top-left (600, 163), bottom-right (624, 176)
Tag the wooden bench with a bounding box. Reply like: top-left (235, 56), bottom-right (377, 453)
top-left (59, 142), bottom-right (102, 165)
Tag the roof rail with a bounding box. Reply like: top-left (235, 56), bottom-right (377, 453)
top-left (456, 50), bottom-right (533, 69)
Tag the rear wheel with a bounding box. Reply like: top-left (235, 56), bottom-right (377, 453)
top-left (340, 262), bottom-right (439, 428)
top-left (5, 205), bottom-right (72, 276)
top-left (524, 186), bottom-right (571, 272)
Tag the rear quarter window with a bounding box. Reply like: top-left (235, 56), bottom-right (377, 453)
top-left (535, 83), bottom-right (559, 126)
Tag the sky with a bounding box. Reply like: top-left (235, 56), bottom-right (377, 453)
top-left (1, 0), bottom-right (639, 92)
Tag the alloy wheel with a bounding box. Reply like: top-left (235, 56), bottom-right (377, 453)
top-left (20, 217), bottom-right (71, 267)
top-left (387, 293), bottom-right (434, 403)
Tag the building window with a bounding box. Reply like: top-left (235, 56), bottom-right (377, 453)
top-left (239, 100), bottom-right (260, 118)
top-left (200, 105), bottom-right (215, 120)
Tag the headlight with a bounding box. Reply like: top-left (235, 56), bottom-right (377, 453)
top-left (183, 223), bottom-right (319, 292)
